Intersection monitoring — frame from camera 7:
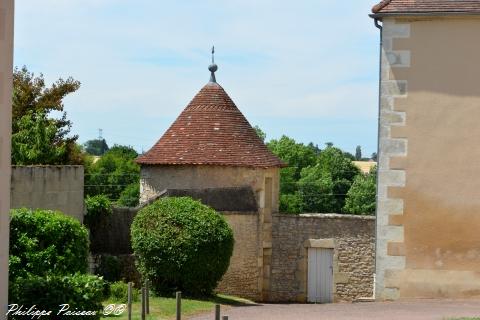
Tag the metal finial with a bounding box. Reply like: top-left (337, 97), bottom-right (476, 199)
top-left (208, 45), bottom-right (218, 83)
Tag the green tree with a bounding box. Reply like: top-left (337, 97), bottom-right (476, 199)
top-left (267, 135), bottom-right (318, 194)
top-left (343, 168), bottom-right (377, 215)
top-left (84, 145), bottom-right (140, 202)
top-left (355, 145), bottom-right (362, 161)
top-left (12, 66), bottom-right (82, 165)
top-left (84, 138), bottom-right (109, 156)
top-left (254, 125), bottom-right (266, 142)
top-left (298, 167), bottom-right (337, 212)
top-left (298, 146), bottom-right (360, 213)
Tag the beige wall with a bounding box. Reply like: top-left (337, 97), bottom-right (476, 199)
top-left (11, 166), bottom-right (85, 222)
top-left (216, 212), bottom-right (261, 300)
top-left (140, 165), bottom-right (280, 212)
top-left (377, 16), bottom-right (480, 300)
top-left (0, 0), bottom-right (13, 313)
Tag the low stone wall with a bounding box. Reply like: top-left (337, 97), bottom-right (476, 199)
top-left (11, 166), bottom-right (84, 222)
top-left (216, 212), bottom-right (260, 300)
top-left (270, 213), bottom-right (375, 302)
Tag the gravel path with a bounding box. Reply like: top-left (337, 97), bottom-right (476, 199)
top-left (188, 299), bottom-right (480, 320)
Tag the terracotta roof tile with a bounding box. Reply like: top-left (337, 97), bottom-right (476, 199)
top-left (372, 0), bottom-right (480, 14)
top-left (136, 82), bottom-right (285, 168)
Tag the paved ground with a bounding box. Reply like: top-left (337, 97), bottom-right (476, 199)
top-left (189, 299), bottom-right (480, 320)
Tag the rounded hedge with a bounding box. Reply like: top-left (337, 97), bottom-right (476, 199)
top-left (131, 197), bottom-right (234, 296)
top-left (9, 208), bottom-right (89, 279)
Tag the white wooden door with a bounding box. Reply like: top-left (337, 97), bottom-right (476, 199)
top-left (307, 248), bottom-right (333, 303)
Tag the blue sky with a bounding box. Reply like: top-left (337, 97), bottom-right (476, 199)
top-left (14, 0), bottom-right (380, 156)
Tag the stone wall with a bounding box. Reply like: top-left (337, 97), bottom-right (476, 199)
top-left (270, 214), bottom-right (375, 302)
top-left (11, 166), bottom-right (85, 222)
top-left (216, 212), bottom-right (261, 300)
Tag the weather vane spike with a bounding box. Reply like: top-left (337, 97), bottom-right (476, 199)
top-left (208, 45), bottom-right (218, 83)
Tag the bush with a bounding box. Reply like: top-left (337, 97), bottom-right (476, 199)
top-left (116, 183), bottom-right (140, 207)
top-left (9, 208), bottom-right (89, 279)
top-left (9, 273), bottom-right (105, 319)
top-left (343, 170), bottom-right (377, 215)
top-left (85, 194), bottom-right (113, 218)
top-left (109, 281), bottom-right (139, 303)
top-left (131, 197), bottom-right (234, 296)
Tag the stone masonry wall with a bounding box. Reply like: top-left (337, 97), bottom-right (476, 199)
top-left (270, 214), bottom-right (375, 302)
top-left (216, 212), bottom-right (261, 301)
top-left (11, 166), bottom-right (85, 222)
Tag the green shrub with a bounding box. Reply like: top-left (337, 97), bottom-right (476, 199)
top-left (343, 170), bottom-right (377, 215)
top-left (95, 255), bottom-right (122, 282)
top-left (116, 183), bottom-right (140, 207)
top-left (85, 194), bottom-right (112, 218)
top-left (9, 273), bottom-right (105, 319)
top-left (85, 194), bottom-right (112, 226)
top-left (131, 197), bottom-right (234, 296)
top-left (109, 281), bottom-right (139, 303)
top-left (9, 208), bottom-right (89, 279)
top-left (279, 193), bottom-right (303, 214)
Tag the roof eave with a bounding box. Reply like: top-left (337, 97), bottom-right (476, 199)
top-left (136, 161), bottom-right (286, 169)
top-left (370, 11), bottom-right (480, 19)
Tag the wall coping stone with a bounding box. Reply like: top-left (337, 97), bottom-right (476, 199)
top-left (274, 213), bottom-right (375, 220)
top-left (12, 165), bottom-right (84, 168)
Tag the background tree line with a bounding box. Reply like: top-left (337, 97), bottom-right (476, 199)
top-left (256, 127), bottom-right (376, 215)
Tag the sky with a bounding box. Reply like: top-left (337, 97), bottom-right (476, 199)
top-left (14, 0), bottom-right (380, 157)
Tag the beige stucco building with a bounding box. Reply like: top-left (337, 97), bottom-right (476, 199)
top-left (372, 0), bottom-right (480, 300)
top-left (0, 0), bottom-right (14, 314)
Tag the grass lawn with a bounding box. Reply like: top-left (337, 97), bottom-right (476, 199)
top-left (101, 294), bottom-right (255, 320)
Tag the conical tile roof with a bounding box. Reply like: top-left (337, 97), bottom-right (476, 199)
top-left (136, 82), bottom-right (285, 168)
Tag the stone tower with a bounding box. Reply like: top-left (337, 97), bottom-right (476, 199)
top-left (136, 56), bottom-right (284, 300)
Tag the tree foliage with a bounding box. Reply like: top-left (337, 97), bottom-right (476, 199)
top-left (84, 139), bottom-right (109, 156)
top-left (131, 197), bottom-right (234, 296)
top-left (12, 66), bottom-right (82, 165)
top-left (9, 208), bottom-right (89, 279)
top-left (343, 168), bottom-right (377, 215)
top-left (84, 145), bottom-right (140, 203)
top-left (267, 135), bottom-right (318, 194)
top-left (355, 145), bottom-right (362, 161)
top-left (254, 125), bottom-right (266, 142)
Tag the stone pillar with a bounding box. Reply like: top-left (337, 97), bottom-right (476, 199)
top-left (0, 0), bottom-right (14, 314)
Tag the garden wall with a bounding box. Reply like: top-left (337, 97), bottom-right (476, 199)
top-left (215, 212), bottom-right (261, 300)
top-left (270, 213), bottom-right (375, 302)
top-left (11, 165), bottom-right (84, 222)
